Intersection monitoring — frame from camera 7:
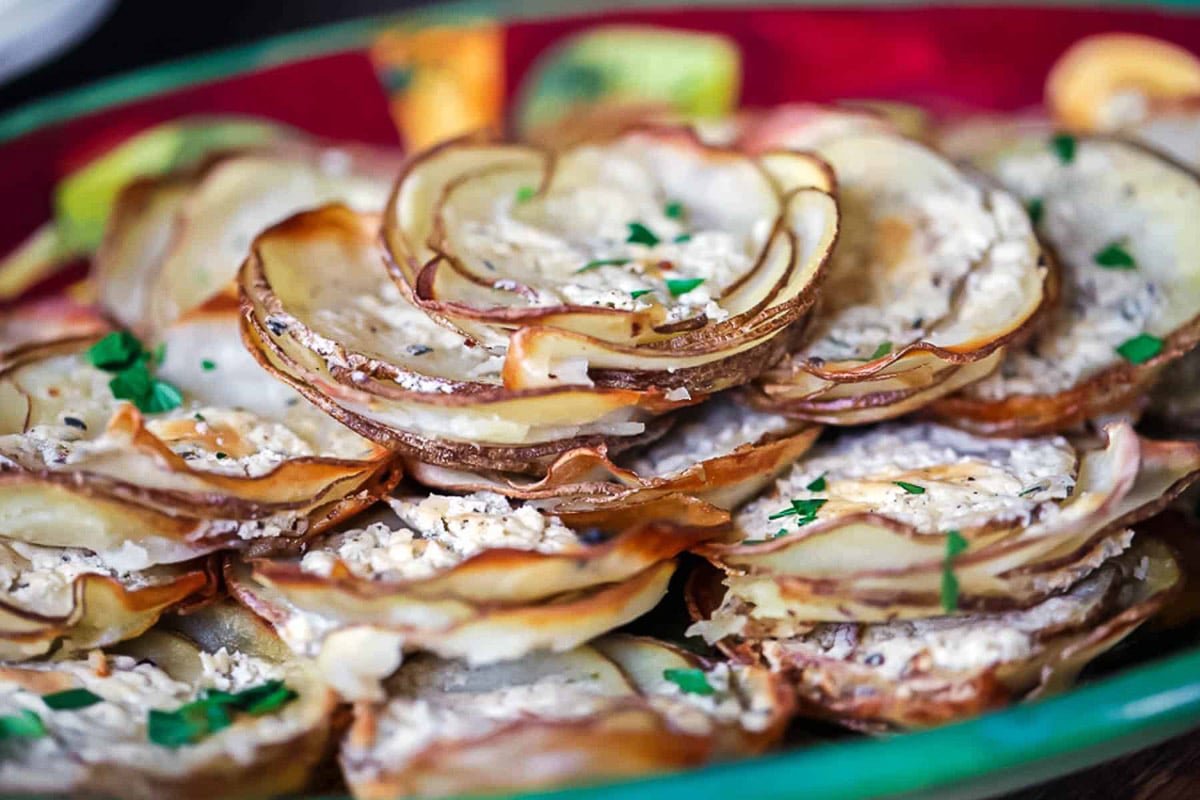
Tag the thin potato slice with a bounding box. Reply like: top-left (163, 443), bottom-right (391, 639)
top-left (406, 395), bottom-right (820, 513)
top-left (739, 121), bottom-right (1045, 423)
top-left (0, 308), bottom-right (395, 568)
top-left (340, 636), bottom-right (790, 800)
top-left (381, 128), bottom-right (837, 392)
top-left (241, 205), bottom-right (692, 473)
top-left (0, 602), bottom-right (336, 799)
top-left (227, 491), bottom-right (723, 699)
top-left (694, 539), bottom-right (1177, 730)
top-left (933, 136), bottom-right (1200, 436)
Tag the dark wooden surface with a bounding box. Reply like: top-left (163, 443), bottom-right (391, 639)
top-left (997, 730), bottom-right (1200, 800)
top-left (2, 3), bottom-right (1197, 798)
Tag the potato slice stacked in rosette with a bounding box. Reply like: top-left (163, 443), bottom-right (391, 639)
top-left (227, 489), bottom-right (725, 700)
top-left (931, 134), bottom-right (1200, 435)
top-left (381, 128), bottom-right (838, 393)
top-left (339, 636), bottom-right (791, 800)
top-left (686, 421), bottom-right (1200, 729)
top-left (95, 141), bottom-right (399, 336)
top-left (735, 108), bottom-right (1047, 424)
top-left (405, 395), bottom-right (821, 518)
top-left (241, 205), bottom-right (700, 474)
top-left (0, 602), bottom-right (336, 799)
top-left (0, 304), bottom-right (396, 571)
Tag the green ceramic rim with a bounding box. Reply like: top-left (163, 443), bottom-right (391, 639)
top-left (3, 2), bottom-right (1200, 797)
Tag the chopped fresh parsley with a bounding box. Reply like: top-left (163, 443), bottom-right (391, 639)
top-left (1018, 484), bottom-right (1043, 497)
top-left (1050, 133), bottom-right (1076, 164)
top-left (662, 668), bottom-right (714, 696)
top-left (895, 481), bottom-right (925, 495)
top-left (1094, 242), bottom-right (1136, 270)
top-left (674, 233), bottom-right (692, 243)
top-left (193, 412), bottom-right (206, 422)
top-left (664, 201), bottom-right (684, 219)
top-left (42, 688), bottom-right (103, 710)
top-left (515, 186), bottom-right (536, 203)
top-left (805, 472), bottom-right (827, 492)
top-left (576, 258), bottom-right (631, 274)
top-left (214, 452), bottom-right (228, 460)
top-left (626, 222), bottom-right (661, 247)
top-left (148, 680), bottom-right (296, 748)
top-left (767, 498), bottom-right (827, 524)
top-left (1026, 197), bottom-right (1044, 225)
top-left (86, 331), bottom-right (142, 371)
top-left (200, 359), bottom-right (216, 371)
top-left (941, 529), bottom-right (969, 612)
top-left (1116, 334), bottom-right (1163, 365)
top-left (665, 278), bottom-right (705, 297)
top-left (869, 341), bottom-right (893, 360)
top-left (153, 343), bottom-right (167, 365)
top-left (88, 331), bottom-right (182, 414)
top-left (0, 710), bottom-right (46, 740)
top-left (630, 289), bottom-right (654, 300)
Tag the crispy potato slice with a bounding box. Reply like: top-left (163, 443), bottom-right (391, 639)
top-left (0, 602), bottom-right (336, 799)
top-left (227, 491), bottom-right (724, 699)
top-left (339, 635), bottom-right (790, 799)
top-left (381, 128), bottom-right (837, 392)
top-left (693, 539), bottom-right (1177, 730)
top-left (739, 121), bottom-right (1045, 423)
top-left (406, 395), bottom-right (820, 513)
top-left (932, 136), bottom-right (1200, 435)
top-left (0, 309), bottom-right (396, 568)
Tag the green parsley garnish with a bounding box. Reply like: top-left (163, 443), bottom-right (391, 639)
top-left (86, 331), bottom-right (142, 371)
top-left (152, 342), bottom-right (167, 365)
top-left (200, 359), bottom-right (216, 371)
top-left (576, 258), bottom-right (630, 274)
top-left (869, 341), bottom-right (893, 360)
top-left (662, 668), bottom-right (714, 696)
top-left (1026, 197), bottom-right (1044, 225)
top-left (0, 710), bottom-right (46, 740)
top-left (630, 289), bottom-right (654, 300)
top-left (148, 680), bottom-right (296, 748)
top-left (515, 186), bottom-right (536, 203)
top-left (665, 278), bottom-right (705, 297)
top-left (42, 688), bottom-right (103, 710)
top-left (674, 233), bottom-right (692, 243)
top-left (767, 498), bottom-right (827, 524)
top-left (215, 452), bottom-right (228, 460)
top-left (626, 222), bottom-right (661, 247)
top-left (941, 529), bottom-right (969, 612)
top-left (88, 331), bottom-right (182, 414)
top-left (664, 201), bottom-right (684, 219)
top-left (1018, 484), bottom-right (1043, 497)
top-left (895, 481), bottom-right (925, 495)
top-left (743, 528), bottom-right (791, 545)
top-left (1116, 334), bottom-right (1163, 365)
top-left (1051, 133), bottom-right (1076, 164)
top-left (806, 473), bottom-right (827, 492)
top-left (1094, 242), bottom-right (1136, 269)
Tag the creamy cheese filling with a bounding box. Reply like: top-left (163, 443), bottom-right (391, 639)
top-left (621, 397), bottom-right (795, 478)
top-left (0, 540), bottom-right (148, 616)
top-left (443, 140), bottom-right (776, 324)
top-left (969, 144), bottom-right (1170, 398)
top-left (766, 563), bottom-right (1116, 681)
top-left (298, 492), bottom-right (582, 582)
top-left (0, 649), bottom-right (293, 775)
top-left (737, 424), bottom-right (1077, 537)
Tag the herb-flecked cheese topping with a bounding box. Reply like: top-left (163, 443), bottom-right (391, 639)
top-left (737, 424), bottom-right (1077, 537)
top-left (298, 492), bottom-right (582, 582)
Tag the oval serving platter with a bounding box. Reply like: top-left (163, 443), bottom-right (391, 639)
top-left (3, 2), bottom-right (1200, 799)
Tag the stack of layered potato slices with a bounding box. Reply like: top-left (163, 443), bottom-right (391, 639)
top-left (1, 31), bottom-right (1200, 799)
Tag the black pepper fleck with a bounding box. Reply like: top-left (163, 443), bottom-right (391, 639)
top-left (63, 416), bottom-right (87, 430)
top-left (407, 344), bottom-right (433, 356)
top-left (864, 653), bottom-right (884, 667)
top-left (266, 318), bottom-right (287, 336)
